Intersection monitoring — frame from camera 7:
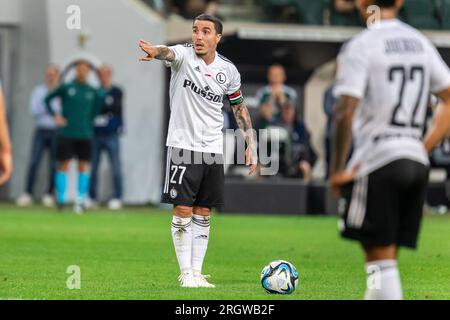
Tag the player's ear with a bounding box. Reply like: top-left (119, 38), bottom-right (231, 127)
top-left (355, 0), bottom-right (372, 21)
top-left (216, 33), bottom-right (222, 44)
top-left (355, 0), bottom-right (366, 11)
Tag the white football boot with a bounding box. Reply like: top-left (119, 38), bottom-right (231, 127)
top-left (194, 273), bottom-right (215, 288)
top-left (178, 271), bottom-right (198, 288)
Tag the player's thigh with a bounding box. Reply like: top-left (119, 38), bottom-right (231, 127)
top-left (162, 147), bottom-right (205, 206)
top-left (56, 136), bottom-right (75, 162)
top-left (195, 158), bottom-right (225, 208)
top-left (397, 160), bottom-right (429, 249)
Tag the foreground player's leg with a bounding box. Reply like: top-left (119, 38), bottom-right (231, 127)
top-left (363, 245), bottom-right (402, 300)
top-left (192, 206), bottom-right (214, 288)
top-left (55, 161), bottom-right (69, 210)
top-left (75, 161), bottom-right (90, 214)
top-left (172, 205), bottom-right (197, 288)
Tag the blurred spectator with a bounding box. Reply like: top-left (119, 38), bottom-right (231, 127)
top-left (45, 60), bottom-right (103, 214)
top-left (205, 0), bottom-right (221, 17)
top-left (0, 79), bottom-right (12, 186)
top-left (222, 107), bottom-right (235, 175)
top-left (276, 103), bottom-right (317, 182)
top-left (88, 65), bottom-right (124, 210)
top-left (259, 1), bottom-right (300, 24)
top-left (425, 95), bottom-right (450, 209)
top-left (323, 84), bottom-right (336, 179)
top-left (16, 65), bottom-right (61, 207)
top-left (335, 0), bottom-right (356, 13)
top-left (256, 64), bottom-right (297, 129)
top-left (330, 0), bottom-right (361, 26)
top-left (430, 137), bottom-right (450, 174)
top-left (171, 0), bottom-right (221, 19)
top-left (150, 0), bottom-right (169, 17)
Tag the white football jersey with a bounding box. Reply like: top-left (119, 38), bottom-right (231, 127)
top-left (334, 19), bottom-right (450, 177)
top-left (166, 44), bottom-right (241, 154)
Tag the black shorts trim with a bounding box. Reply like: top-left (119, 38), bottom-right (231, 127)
top-left (160, 197), bottom-right (223, 209)
top-left (160, 198), bottom-right (194, 207)
top-left (194, 202), bottom-right (223, 209)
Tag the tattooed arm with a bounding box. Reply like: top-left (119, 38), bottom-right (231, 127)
top-left (230, 98), bottom-right (258, 176)
top-left (329, 95), bottom-right (359, 195)
top-left (139, 40), bottom-right (175, 62)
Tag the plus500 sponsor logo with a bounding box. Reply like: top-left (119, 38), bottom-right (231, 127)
top-left (183, 79), bottom-right (223, 103)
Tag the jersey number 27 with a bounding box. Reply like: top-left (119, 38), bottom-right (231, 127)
top-left (170, 165), bottom-right (186, 185)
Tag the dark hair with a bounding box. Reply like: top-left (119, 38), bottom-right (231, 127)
top-left (76, 59), bottom-right (91, 67)
top-left (269, 63), bottom-right (286, 71)
top-left (374, 0), bottom-right (396, 8)
top-left (193, 14), bottom-right (223, 35)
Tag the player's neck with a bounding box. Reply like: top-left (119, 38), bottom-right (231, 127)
top-left (199, 51), bottom-right (216, 66)
top-left (379, 9), bottom-right (397, 21)
top-left (270, 83), bottom-right (283, 88)
top-left (76, 78), bottom-right (87, 85)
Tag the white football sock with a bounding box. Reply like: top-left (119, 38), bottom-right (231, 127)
top-left (191, 214), bottom-right (211, 275)
top-left (171, 216), bottom-right (193, 274)
top-left (364, 259), bottom-right (403, 300)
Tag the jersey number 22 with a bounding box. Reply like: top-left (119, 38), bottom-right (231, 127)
top-left (389, 65), bottom-right (425, 128)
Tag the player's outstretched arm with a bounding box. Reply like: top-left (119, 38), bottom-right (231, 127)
top-left (231, 99), bottom-right (258, 176)
top-left (138, 40), bottom-right (175, 62)
top-left (0, 90), bottom-right (12, 185)
top-left (330, 95), bottom-right (360, 195)
top-left (424, 87), bottom-right (450, 153)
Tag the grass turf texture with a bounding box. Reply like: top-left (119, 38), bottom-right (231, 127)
top-left (0, 204), bottom-right (449, 300)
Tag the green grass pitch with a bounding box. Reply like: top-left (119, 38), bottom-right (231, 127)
top-left (0, 203), bottom-right (449, 300)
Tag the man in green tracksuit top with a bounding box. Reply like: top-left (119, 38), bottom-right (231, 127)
top-left (46, 60), bottom-right (103, 213)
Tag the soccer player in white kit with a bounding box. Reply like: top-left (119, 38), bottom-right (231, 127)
top-left (139, 14), bottom-right (258, 288)
top-left (0, 79), bottom-right (13, 186)
top-left (330, 0), bottom-right (450, 299)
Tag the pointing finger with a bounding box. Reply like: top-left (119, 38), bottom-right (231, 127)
top-left (139, 56), bottom-right (153, 62)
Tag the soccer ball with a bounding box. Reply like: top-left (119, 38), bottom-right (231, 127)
top-left (260, 260), bottom-right (299, 294)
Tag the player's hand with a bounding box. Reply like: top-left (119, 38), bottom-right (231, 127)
top-left (260, 103), bottom-right (274, 121)
top-left (55, 115), bottom-right (67, 127)
top-left (139, 39), bottom-right (157, 62)
top-left (0, 149), bottom-right (13, 186)
top-left (329, 164), bottom-right (360, 197)
top-left (272, 85), bottom-right (286, 103)
top-left (272, 85), bottom-right (283, 96)
top-left (245, 144), bottom-right (258, 176)
top-left (299, 160), bottom-right (312, 183)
